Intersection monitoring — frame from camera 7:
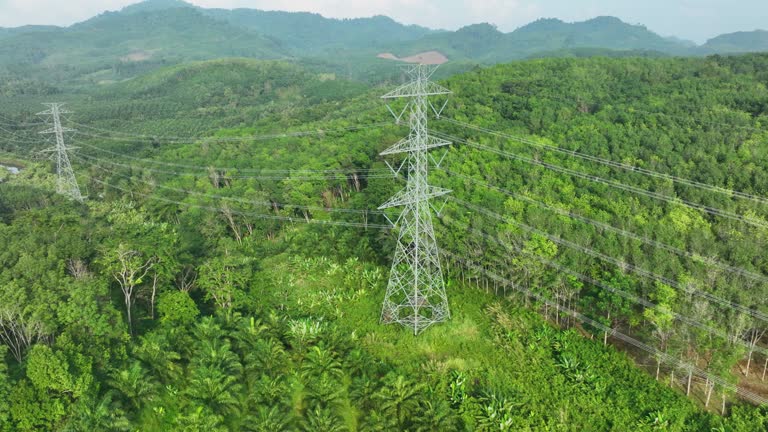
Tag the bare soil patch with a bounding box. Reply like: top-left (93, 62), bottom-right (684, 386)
top-left (376, 50), bottom-right (449, 65)
top-left (121, 51), bottom-right (152, 62)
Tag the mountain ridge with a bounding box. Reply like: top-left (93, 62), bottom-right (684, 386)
top-left (0, 0), bottom-right (766, 86)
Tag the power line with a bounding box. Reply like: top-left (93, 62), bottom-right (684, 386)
top-left (436, 131), bottom-right (768, 230)
top-left (441, 168), bottom-right (768, 285)
top-left (497, 86), bottom-right (767, 134)
top-left (74, 140), bottom-right (389, 176)
top-left (440, 117), bottom-right (768, 205)
top-left (74, 151), bottom-right (394, 181)
top-left (0, 112), bottom-right (47, 127)
top-left (450, 196), bottom-right (768, 324)
top-left (69, 120), bottom-right (394, 144)
top-left (441, 214), bottom-right (768, 360)
top-left (444, 250), bottom-right (768, 406)
top-left (85, 175), bottom-right (389, 230)
top-left (76, 156), bottom-right (385, 216)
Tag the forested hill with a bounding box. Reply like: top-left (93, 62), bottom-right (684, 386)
top-left (2, 53), bottom-right (768, 430)
top-left (702, 30), bottom-right (768, 54)
top-left (388, 17), bottom-right (691, 61)
top-left (1, 0), bottom-right (767, 88)
top-left (0, 6), bottom-right (286, 86)
top-left (201, 9), bottom-right (436, 55)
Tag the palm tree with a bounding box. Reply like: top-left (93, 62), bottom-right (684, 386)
top-left (243, 337), bottom-right (288, 380)
top-left (173, 406), bottom-right (227, 432)
top-left (108, 361), bottom-right (157, 411)
top-left (185, 366), bottom-right (243, 418)
top-left (357, 409), bottom-right (393, 432)
top-left (415, 397), bottom-right (461, 432)
top-left (63, 392), bottom-right (131, 432)
top-left (303, 374), bottom-right (346, 412)
top-left (300, 345), bottom-right (344, 382)
top-left (194, 316), bottom-right (225, 344)
top-left (241, 405), bottom-right (293, 432)
top-left (300, 406), bottom-right (347, 432)
top-left (349, 374), bottom-right (379, 412)
top-left (249, 375), bottom-right (289, 405)
top-left (231, 315), bottom-right (269, 354)
top-left (134, 332), bottom-right (182, 384)
top-left (374, 374), bottom-right (424, 430)
top-left (192, 338), bottom-right (243, 377)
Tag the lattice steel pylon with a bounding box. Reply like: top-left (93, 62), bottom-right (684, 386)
top-left (379, 64), bottom-right (452, 335)
top-left (38, 103), bottom-right (83, 202)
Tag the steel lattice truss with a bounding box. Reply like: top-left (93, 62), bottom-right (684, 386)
top-left (379, 65), bottom-right (452, 335)
top-left (38, 103), bottom-right (83, 202)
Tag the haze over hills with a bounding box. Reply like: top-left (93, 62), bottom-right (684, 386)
top-left (0, 0), bottom-right (766, 86)
top-left (702, 30), bottom-right (768, 54)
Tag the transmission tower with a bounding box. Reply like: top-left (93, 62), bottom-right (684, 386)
top-left (38, 103), bottom-right (83, 202)
top-left (379, 64), bottom-right (452, 335)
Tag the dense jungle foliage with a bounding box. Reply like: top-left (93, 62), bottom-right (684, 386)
top-left (1, 53), bottom-right (768, 430)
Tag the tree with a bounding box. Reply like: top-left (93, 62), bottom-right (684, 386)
top-left (583, 270), bottom-right (637, 346)
top-left (62, 392), bottom-right (131, 432)
top-left (134, 332), bottom-right (182, 384)
top-left (374, 374), bottom-right (425, 430)
top-left (185, 366), bottom-right (243, 418)
top-left (157, 290), bottom-right (200, 326)
top-left (98, 204), bottom-right (179, 334)
top-left (743, 325), bottom-right (766, 377)
top-left (107, 361), bottom-right (157, 411)
top-left (100, 244), bottom-right (158, 336)
top-left (0, 303), bottom-right (46, 362)
top-left (198, 253), bottom-right (252, 310)
top-left (0, 346), bottom-right (9, 430)
top-left (644, 282), bottom-right (677, 380)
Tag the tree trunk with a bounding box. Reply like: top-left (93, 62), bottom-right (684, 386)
top-left (656, 359), bottom-right (661, 381)
top-left (746, 350), bottom-right (753, 377)
top-left (352, 173), bottom-right (361, 192)
top-left (604, 311), bottom-right (611, 346)
top-left (670, 369), bottom-right (675, 388)
top-left (686, 370), bottom-right (692, 396)
top-left (705, 379), bottom-right (713, 407)
top-left (125, 294), bottom-right (133, 336)
top-left (221, 206), bottom-right (242, 244)
top-left (721, 389), bottom-right (726, 415)
top-left (763, 357), bottom-right (768, 381)
top-left (150, 273), bottom-right (159, 320)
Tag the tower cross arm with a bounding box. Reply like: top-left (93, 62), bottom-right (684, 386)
top-left (380, 135), bottom-right (451, 156)
top-left (36, 108), bottom-right (72, 116)
top-left (39, 127), bottom-right (76, 134)
top-left (381, 81), bottom-right (452, 99)
top-left (378, 186), bottom-right (452, 210)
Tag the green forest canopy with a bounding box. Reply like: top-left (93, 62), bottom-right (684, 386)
top-left (1, 53), bottom-right (768, 430)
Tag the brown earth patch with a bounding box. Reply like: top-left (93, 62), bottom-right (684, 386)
top-left (376, 52), bottom-right (399, 60)
top-left (121, 51), bottom-right (152, 62)
top-left (376, 50), bottom-right (449, 65)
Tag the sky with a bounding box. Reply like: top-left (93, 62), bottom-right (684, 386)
top-left (0, 0), bottom-right (766, 43)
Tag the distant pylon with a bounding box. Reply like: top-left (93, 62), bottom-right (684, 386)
top-left (379, 64), bottom-right (452, 335)
top-left (38, 103), bottom-right (83, 202)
